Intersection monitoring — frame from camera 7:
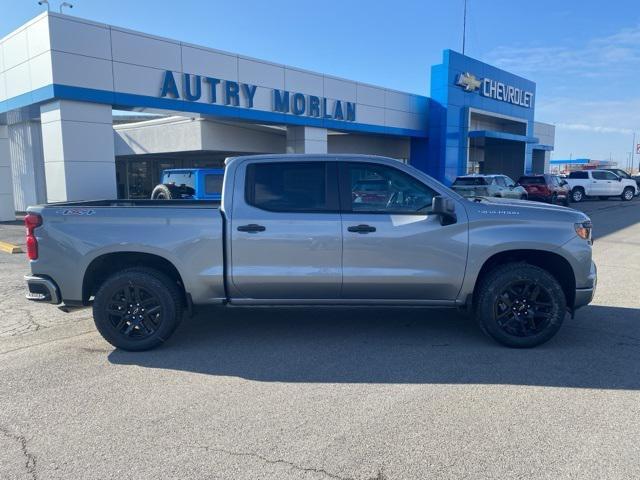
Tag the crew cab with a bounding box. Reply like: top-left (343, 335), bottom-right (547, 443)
top-left (565, 169), bottom-right (637, 202)
top-left (25, 154), bottom-right (596, 351)
top-left (150, 168), bottom-right (224, 200)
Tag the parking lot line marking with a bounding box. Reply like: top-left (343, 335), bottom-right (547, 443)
top-left (0, 241), bottom-right (22, 254)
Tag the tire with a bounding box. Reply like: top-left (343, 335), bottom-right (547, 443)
top-left (571, 188), bottom-right (584, 203)
top-left (151, 184), bottom-right (174, 200)
top-left (92, 268), bottom-right (183, 351)
top-left (598, 196), bottom-right (609, 201)
top-left (562, 195), bottom-right (570, 207)
top-left (475, 263), bottom-right (566, 348)
top-left (621, 187), bottom-right (634, 201)
top-left (520, 194), bottom-right (528, 200)
top-left (550, 194), bottom-right (558, 204)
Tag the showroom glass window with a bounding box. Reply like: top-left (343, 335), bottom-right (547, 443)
top-left (346, 163), bottom-right (436, 213)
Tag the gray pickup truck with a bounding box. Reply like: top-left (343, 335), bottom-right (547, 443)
top-left (25, 154), bottom-right (596, 350)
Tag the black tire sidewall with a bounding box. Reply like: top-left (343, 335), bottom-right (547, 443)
top-left (93, 269), bottom-right (182, 351)
top-left (476, 264), bottom-right (567, 348)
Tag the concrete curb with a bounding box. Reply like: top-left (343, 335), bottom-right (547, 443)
top-left (0, 241), bottom-right (23, 254)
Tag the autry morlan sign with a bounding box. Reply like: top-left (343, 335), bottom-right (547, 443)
top-left (160, 70), bottom-right (357, 122)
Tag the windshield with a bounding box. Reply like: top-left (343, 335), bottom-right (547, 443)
top-left (453, 177), bottom-right (488, 186)
top-left (162, 171), bottom-right (195, 189)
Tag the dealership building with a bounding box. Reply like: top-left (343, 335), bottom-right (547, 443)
top-left (0, 11), bottom-right (555, 220)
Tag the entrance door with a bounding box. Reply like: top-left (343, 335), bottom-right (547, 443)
top-left (339, 162), bottom-right (468, 301)
top-left (230, 160), bottom-right (342, 299)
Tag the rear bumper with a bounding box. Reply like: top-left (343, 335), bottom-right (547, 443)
top-left (25, 275), bottom-right (61, 304)
top-left (574, 261), bottom-right (597, 310)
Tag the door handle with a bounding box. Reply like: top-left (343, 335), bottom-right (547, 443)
top-left (347, 224), bottom-right (376, 234)
top-left (237, 224), bottom-right (266, 233)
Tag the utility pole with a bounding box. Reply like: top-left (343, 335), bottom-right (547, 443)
top-left (462, 0), bottom-right (468, 55)
top-left (632, 131), bottom-right (637, 173)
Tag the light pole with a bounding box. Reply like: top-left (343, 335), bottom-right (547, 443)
top-left (37, 0), bottom-right (50, 11)
top-left (60, 2), bottom-right (73, 13)
top-left (632, 131), bottom-right (637, 174)
top-left (462, 0), bottom-right (468, 55)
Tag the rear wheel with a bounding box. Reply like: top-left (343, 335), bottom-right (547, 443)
top-left (621, 187), bottom-right (634, 201)
top-left (550, 194), bottom-right (558, 204)
top-left (93, 268), bottom-right (183, 351)
top-left (475, 263), bottom-right (566, 348)
top-left (571, 188), bottom-right (584, 203)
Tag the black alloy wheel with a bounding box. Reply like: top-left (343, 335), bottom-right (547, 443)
top-left (93, 268), bottom-right (183, 351)
top-left (475, 263), bottom-right (566, 348)
top-left (106, 284), bottom-right (163, 340)
top-left (493, 280), bottom-right (553, 337)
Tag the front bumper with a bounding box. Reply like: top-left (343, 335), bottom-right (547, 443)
top-left (574, 261), bottom-right (597, 310)
top-left (25, 275), bottom-right (61, 304)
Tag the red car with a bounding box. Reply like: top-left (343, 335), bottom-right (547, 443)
top-left (517, 174), bottom-right (570, 206)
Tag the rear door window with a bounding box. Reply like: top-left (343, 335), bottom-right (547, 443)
top-left (569, 171), bottom-right (588, 179)
top-left (245, 162), bottom-right (338, 212)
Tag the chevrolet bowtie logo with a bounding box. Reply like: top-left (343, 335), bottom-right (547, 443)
top-left (457, 72), bottom-right (481, 92)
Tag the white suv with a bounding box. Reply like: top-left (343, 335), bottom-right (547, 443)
top-left (565, 170), bottom-right (637, 202)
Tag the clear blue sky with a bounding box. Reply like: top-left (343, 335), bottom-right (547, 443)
top-left (2, 0), bottom-right (640, 167)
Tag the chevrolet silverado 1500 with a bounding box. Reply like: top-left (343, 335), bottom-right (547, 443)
top-left (25, 154), bottom-right (596, 350)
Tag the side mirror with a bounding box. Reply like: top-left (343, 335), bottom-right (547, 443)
top-left (618, 177), bottom-right (623, 182)
top-left (560, 180), bottom-right (568, 186)
top-left (431, 196), bottom-right (457, 225)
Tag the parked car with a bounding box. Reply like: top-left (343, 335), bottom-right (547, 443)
top-left (602, 168), bottom-right (640, 191)
top-left (25, 154), bottom-right (596, 351)
top-left (517, 174), bottom-right (570, 206)
top-left (151, 168), bottom-right (224, 200)
top-left (451, 174), bottom-right (528, 199)
top-left (565, 169), bottom-right (637, 202)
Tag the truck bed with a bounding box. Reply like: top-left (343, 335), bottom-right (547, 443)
top-left (43, 199), bottom-right (221, 208)
top-left (28, 200), bottom-right (225, 306)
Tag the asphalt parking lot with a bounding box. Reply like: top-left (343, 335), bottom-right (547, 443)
top-left (1, 198), bottom-right (639, 480)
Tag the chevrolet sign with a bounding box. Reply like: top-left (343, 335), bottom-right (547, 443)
top-left (456, 72), bottom-right (534, 108)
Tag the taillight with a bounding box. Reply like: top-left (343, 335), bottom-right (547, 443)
top-left (24, 213), bottom-right (42, 260)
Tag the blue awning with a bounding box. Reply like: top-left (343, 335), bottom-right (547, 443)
top-left (549, 158), bottom-right (590, 165)
top-left (468, 130), bottom-right (539, 144)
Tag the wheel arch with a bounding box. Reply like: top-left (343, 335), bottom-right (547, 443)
top-left (82, 252), bottom-right (187, 305)
top-left (472, 249), bottom-right (576, 309)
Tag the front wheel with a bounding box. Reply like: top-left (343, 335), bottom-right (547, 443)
top-left (621, 187), bottom-right (635, 201)
top-left (475, 263), bottom-right (566, 348)
top-left (93, 268), bottom-right (183, 351)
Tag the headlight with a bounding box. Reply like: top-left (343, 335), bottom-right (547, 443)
top-left (575, 221), bottom-right (593, 242)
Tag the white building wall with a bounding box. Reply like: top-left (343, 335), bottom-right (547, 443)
top-left (114, 117), bottom-right (286, 156)
top-left (286, 127), bottom-right (327, 154)
top-left (40, 100), bottom-right (116, 202)
top-left (8, 120), bottom-right (46, 211)
top-left (0, 126), bottom-right (16, 220)
top-left (0, 13), bottom-right (428, 134)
